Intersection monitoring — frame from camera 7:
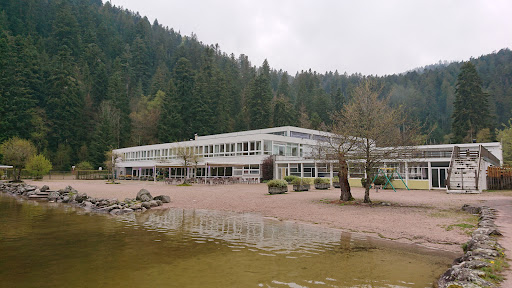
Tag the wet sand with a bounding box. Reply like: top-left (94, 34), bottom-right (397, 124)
top-left (25, 179), bottom-right (512, 256)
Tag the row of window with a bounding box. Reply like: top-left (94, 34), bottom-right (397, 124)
top-left (121, 141), bottom-right (304, 161)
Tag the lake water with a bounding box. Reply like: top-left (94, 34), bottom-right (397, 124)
top-left (0, 194), bottom-right (455, 287)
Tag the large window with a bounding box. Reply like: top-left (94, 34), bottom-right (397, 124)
top-left (273, 143), bottom-right (286, 156)
top-left (317, 163), bottom-right (329, 177)
top-left (408, 163), bottom-right (428, 180)
top-left (303, 163), bottom-right (315, 178)
top-left (264, 141), bottom-right (272, 155)
top-left (290, 163), bottom-right (301, 177)
top-left (290, 131), bottom-right (310, 139)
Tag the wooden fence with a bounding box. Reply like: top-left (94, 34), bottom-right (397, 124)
top-left (487, 167), bottom-right (512, 190)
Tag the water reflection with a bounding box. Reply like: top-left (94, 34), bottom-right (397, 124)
top-left (0, 194), bottom-right (454, 288)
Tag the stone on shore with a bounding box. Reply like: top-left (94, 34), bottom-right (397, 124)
top-left (48, 191), bottom-right (61, 202)
top-left (153, 195), bottom-right (171, 203)
top-left (136, 189), bottom-right (152, 202)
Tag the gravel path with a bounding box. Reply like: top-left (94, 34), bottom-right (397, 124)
top-left (25, 180), bottom-right (512, 256)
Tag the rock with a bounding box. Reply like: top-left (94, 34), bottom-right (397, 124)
top-left (27, 189), bottom-right (38, 197)
top-left (461, 260), bottom-right (491, 269)
top-left (75, 193), bottom-right (88, 203)
top-left (155, 200), bottom-right (163, 206)
top-left (141, 202), bottom-right (151, 209)
top-left (462, 204), bottom-right (481, 214)
top-left (109, 209), bottom-right (121, 215)
top-left (96, 207), bottom-right (110, 213)
top-left (40, 185), bottom-right (49, 192)
top-left (149, 200), bottom-right (158, 207)
top-left (122, 208), bottom-right (134, 214)
top-left (82, 201), bottom-right (93, 209)
top-left (106, 205), bottom-right (120, 212)
top-left (136, 189), bottom-right (153, 202)
top-left (62, 196), bottom-right (70, 203)
top-left (48, 191), bottom-right (61, 202)
top-left (153, 195), bottom-right (171, 203)
top-left (131, 203), bottom-right (142, 210)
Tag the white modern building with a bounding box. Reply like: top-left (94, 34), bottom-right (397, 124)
top-left (113, 126), bottom-right (502, 192)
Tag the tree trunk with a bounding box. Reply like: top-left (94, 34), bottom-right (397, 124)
top-left (338, 156), bottom-right (352, 201)
top-left (364, 185), bottom-right (371, 203)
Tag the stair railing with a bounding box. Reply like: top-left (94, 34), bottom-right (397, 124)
top-left (446, 146), bottom-right (459, 190)
top-left (476, 145), bottom-right (483, 191)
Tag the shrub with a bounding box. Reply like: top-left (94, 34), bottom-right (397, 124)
top-left (284, 175), bottom-right (299, 183)
top-left (0, 137), bottom-right (36, 181)
top-left (291, 177), bottom-right (313, 185)
top-left (333, 176), bottom-right (339, 183)
top-left (26, 154), bottom-right (52, 179)
top-left (314, 177), bottom-right (330, 184)
top-left (361, 176), bottom-right (390, 187)
top-left (76, 161), bottom-right (94, 170)
top-left (374, 176), bottom-right (389, 185)
top-left (267, 179), bottom-right (288, 188)
top-left (261, 156), bottom-right (274, 181)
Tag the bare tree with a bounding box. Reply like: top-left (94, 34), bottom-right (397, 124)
top-left (328, 80), bottom-right (419, 203)
top-left (104, 150), bottom-right (122, 183)
top-left (176, 146), bottom-right (201, 183)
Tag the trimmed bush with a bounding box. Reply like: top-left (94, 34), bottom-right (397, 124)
top-left (314, 177), bottom-right (330, 184)
top-left (291, 177), bottom-right (313, 185)
top-left (332, 176), bottom-right (339, 183)
top-left (284, 175), bottom-right (299, 183)
top-left (267, 179), bottom-right (288, 188)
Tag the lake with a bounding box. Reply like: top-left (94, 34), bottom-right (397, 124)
top-left (0, 194), bottom-right (455, 287)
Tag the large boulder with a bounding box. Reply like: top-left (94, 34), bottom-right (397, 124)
top-left (136, 189), bottom-right (153, 202)
top-left (40, 185), bottom-right (50, 192)
top-left (48, 191), bottom-right (61, 202)
top-left (75, 193), bottom-right (88, 203)
top-left (153, 195), bottom-right (171, 203)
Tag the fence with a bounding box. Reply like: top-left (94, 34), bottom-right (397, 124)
top-left (76, 170), bottom-right (110, 180)
top-left (487, 166), bottom-right (512, 190)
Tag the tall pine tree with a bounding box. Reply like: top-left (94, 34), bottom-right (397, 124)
top-left (452, 62), bottom-right (490, 142)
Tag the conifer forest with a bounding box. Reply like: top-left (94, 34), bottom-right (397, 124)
top-left (1, 0), bottom-right (512, 169)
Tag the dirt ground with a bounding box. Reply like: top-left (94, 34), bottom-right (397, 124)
top-left (25, 179), bottom-right (512, 255)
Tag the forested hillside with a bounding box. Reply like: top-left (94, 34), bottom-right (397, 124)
top-left (1, 0), bottom-right (511, 170)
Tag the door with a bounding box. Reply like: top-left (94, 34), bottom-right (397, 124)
top-left (431, 168), bottom-right (447, 188)
top-left (279, 168), bottom-right (287, 179)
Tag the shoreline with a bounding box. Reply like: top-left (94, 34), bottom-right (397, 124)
top-left (22, 179), bottom-right (512, 254)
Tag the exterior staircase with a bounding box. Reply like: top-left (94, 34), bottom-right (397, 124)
top-left (446, 146), bottom-right (481, 194)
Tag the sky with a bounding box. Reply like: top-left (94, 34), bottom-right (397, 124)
top-left (108, 0), bottom-right (512, 76)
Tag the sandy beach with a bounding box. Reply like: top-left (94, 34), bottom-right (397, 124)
top-left (24, 179), bottom-right (512, 255)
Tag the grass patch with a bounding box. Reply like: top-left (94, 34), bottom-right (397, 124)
top-left (480, 248), bottom-right (509, 284)
top-left (177, 183), bottom-right (192, 186)
top-left (431, 209), bottom-right (478, 235)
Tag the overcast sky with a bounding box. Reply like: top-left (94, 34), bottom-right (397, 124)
top-left (108, 0), bottom-right (512, 76)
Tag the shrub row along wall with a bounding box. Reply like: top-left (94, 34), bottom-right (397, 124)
top-left (487, 166), bottom-right (512, 190)
top-left (437, 205), bottom-right (505, 288)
